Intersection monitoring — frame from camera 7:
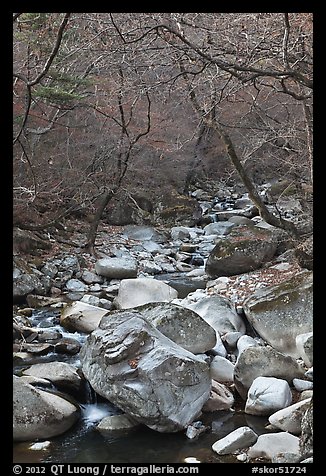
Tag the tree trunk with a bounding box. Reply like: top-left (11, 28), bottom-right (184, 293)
top-left (183, 123), bottom-right (207, 194)
top-left (212, 122), bottom-right (300, 238)
top-left (84, 189), bottom-right (115, 255)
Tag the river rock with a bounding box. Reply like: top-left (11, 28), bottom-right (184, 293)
top-left (81, 270), bottom-right (103, 284)
top-left (122, 225), bottom-right (167, 243)
top-left (54, 337), bottom-right (81, 355)
top-left (185, 421), bottom-right (208, 439)
top-left (243, 271), bottom-right (313, 357)
top-left (133, 302), bottom-right (216, 354)
top-left (26, 295), bottom-right (63, 308)
top-left (212, 426), bottom-right (258, 455)
top-left (13, 270), bottom-right (43, 303)
top-left (80, 310), bottom-right (211, 432)
top-left (205, 225), bottom-right (277, 278)
top-left (60, 301), bottom-right (109, 333)
top-left (139, 260), bottom-right (162, 275)
top-left (97, 415), bottom-right (139, 433)
top-left (300, 399), bottom-right (313, 458)
top-left (269, 398), bottom-right (311, 435)
top-left (95, 257), bottom-right (138, 279)
top-left (299, 390), bottom-right (313, 401)
top-left (65, 279), bottom-right (88, 292)
top-left (114, 278), bottom-right (178, 309)
top-left (203, 222), bottom-right (235, 236)
top-left (296, 332), bottom-right (313, 367)
top-left (202, 380), bottom-right (234, 412)
top-left (185, 295), bottom-right (246, 336)
top-left (54, 254), bottom-right (80, 274)
top-left (41, 262), bottom-right (58, 278)
top-left (23, 362), bottom-right (82, 394)
top-left (236, 335), bottom-right (259, 355)
top-left (171, 226), bottom-right (191, 241)
top-left (13, 376), bottom-right (79, 441)
top-left (248, 433), bottom-right (300, 461)
top-left (234, 345), bottom-right (304, 399)
top-left (245, 377), bottom-right (292, 416)
top-left (293, 378), bottom-right (313, 392)
top-left (210, 356), bottom-right (234, 383)
top-left (80, 294), bottom-right (101, 307)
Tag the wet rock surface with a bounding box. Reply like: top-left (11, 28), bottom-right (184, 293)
top-left (80, 310), bottom-right (211, 432)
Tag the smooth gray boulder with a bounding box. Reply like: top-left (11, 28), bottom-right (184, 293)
top-left (22, 362), bottom-right (82, 394)
top-left (203, 222), bottom-right (235, 236)
top-left (60, 301), bottom-right (109, 333)
top-left (97, 415), bottom-right (139, 433)
top-left (245, 377), bottom-right (292, 416)
top-left (80, 311), bottom-right (211, 432)
top-left (185, 295), bottom-right (246, 336)
top-left (212, 426), bottom-right (258, 455)
top-left (234, 345), bottom-right (304, 399)
top-left (114, 278), bottom-right (178, 309)
top-left (296, 332), bottom-right (313, 367)
top-left (236, 335), bottom-right (259, 355)
top-left (205, 225), bottom-right (277, 278)
top-left (133, 302), bottom-right (216, 354)
top-left (13, 376), bottom-right (79, 441)
top-left (248, 433), bottom-right (300, 461)
top-left (243, 271), bottom-right (313, 357)
top-left (210, 355), bottom-right (234, 383)
top-left (293, 378), bottom-right (313, 392)
top-left (95, 257), bottom-right (138, 279)
top-left (269, 398), bottom-right (311, 435)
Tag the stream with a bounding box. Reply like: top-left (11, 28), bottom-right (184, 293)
top-left (13, 308), bottom-right (269, 464)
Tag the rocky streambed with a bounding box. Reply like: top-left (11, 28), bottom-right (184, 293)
top-left (13, 186), bottom-right (313, 464)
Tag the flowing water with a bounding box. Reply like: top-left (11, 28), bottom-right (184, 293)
top-left (13, 308), bottom-right (269, 464)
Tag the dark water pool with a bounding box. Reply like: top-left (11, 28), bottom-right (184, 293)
top-left (13, 408), bottom-right (269, 464)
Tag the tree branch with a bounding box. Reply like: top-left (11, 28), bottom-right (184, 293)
top-left (28, 13), bottom-right (71, 87)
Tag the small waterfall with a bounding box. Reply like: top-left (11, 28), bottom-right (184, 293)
top-left (84, 380), bottom-right (97, 404)
top-left (80, 380), bottom-right (118, 427)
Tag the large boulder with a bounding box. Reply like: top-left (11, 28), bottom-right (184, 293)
top-left (205, 225), bottom-right (277, 278)
top-left (22, 362), bottom-right (82, 394)
top-left (133, 302), bottom-right (216, 354)
top-left (185, 295), bottom-right (246, 336)
top-left (234, 345), bottom-right (304, 399)
top-left (114, 278), bottom-right (178, 309)
top-left (154, 189), bottom-right (202, 226)
top-left (60, 301), bottom-right (109, 333)
top-left (95, 257), bottom-right (138, 279)
top-left (80, 311), bottom-right (211, 432)
top-left (243, 271), bottom-right (313, 357)
top-left (13, 376), bottom-right (79, 441)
